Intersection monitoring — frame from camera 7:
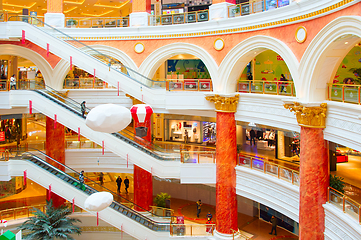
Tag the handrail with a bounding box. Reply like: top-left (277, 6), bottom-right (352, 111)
top-left (231, 228), bottom-right (252, 240)
top-left (169, 222), bottom-right (215, 237)
top-left (150, 206), bottom-right (174, 218)
top-left (149, 10), bottom-right (209, 26)
top-left (228, 0), bottom-right (290, 18)
top-left (64, 17), bottom-right (129, 28)
top-left (0, 204), bottom-right (47, 220)
top-left (328, 186), bottom-right (361, 225)
top-left (327, 83), bottom-right (361, 105)
top-left (7, 15), bottom-right (165, 89)
top-left (237, 79), bottom-right (296, 96)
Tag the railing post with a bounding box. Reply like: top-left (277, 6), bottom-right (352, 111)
top-left (278, 166), bottom-right (280, 179)
top-left (358, 86), bottom-right (360, 105)
top-left (359, 205), bottom-right (361, 224)
top-left (198, 152), bottom-right (200, 164)
top-left (276, 82), bottom-right (279, 95)
top-left (291, 82), bottom-right (294, 96)
top-left (342, 85), bottom-right (345, 102)
top-left (292, 171), bottom-right (294, 184)
top-left (327, 187), bottom-right (330, 203)
top-left (328, 84), bottom-right (330, 100)
top-left (263, 161), bottom-right (266, 173)
top-left (250, 157), bottom-right (253, 168)
top-left (343, 196), bottom-right (346, 212)
top-left (191, 225), bottom-right (193, 236)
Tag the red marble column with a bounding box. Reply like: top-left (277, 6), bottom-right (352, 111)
top-left (46, 116), bottom-right (66, 208)
top-left (134, 165), bottom-right (153, 211)
top-left (299, 127), bottom-right (329, 240)
top-left (132, 0), bottom-right (151, 14)
top-left (216, 112), bottom-right (238, 234)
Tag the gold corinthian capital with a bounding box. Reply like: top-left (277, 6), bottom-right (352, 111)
top-left (205, 94), bottom-right (239, 113)
top-left (284, 102), bottom-right (327, 128)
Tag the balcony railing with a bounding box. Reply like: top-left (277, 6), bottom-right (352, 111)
top-left (166, 79), bottom-right (213, 91)
top-left (237, 79), bottom-right (296, 96)
top-left (149, 10), bottom-right (209, 26)
top-left (64, 78), bottom-right (115, 89)
top-left (328, 187), bottom-right (361, 224)
top-left (170, 223), bottom-right (215, 237)
top-left (64, 17), bottom-right (129, 28)
top-left (328, 83), bottom-right (361, 105)
top-left (228, 0), bottom-right (290, 18)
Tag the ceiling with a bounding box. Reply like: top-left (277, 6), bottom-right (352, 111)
top-left (2, 0), bottom-right (133, 18)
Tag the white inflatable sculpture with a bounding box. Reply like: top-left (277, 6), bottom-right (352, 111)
top-left (85, 104), bottom-right (131, 133)
top-left (84, 192), bottom-right (113, 211)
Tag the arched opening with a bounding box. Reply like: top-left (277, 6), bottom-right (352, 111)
top-left (151, 54), bottom-right (213, 91)
top-left (236, 50), bottom-right (295, 96)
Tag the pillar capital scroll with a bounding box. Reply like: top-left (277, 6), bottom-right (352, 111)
top-left (205, 94), bottom-right (239, 112)
top-left (284, 102), bottom-right (327, 128)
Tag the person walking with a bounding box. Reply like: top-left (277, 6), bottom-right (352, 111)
top-left (269, 215), bottom-right (278, 235)
top-left (124, 176), bottom-right (130, 194)
top-left (10, 74), bottom-right (16, 90)
top-left (80, 101), bottom-right (86, 118)
top-left (196, 199), bottom-right (202, 218)
top-left (250, 129), bottom-right (256, 146)
top-left (206, 212), bottom-right (212, 221)
top-left (279, 74), bottom-right (287, 93)
top-left (99, 172), bottom-right (104, 186)
top-left (79, 170), bottom-right (85, 189)
top-left (116, 176), bottom-right (122, 193)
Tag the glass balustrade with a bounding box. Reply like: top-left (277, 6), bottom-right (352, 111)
top-left (237, 80), bottom-right (296, 96)
top-left (328, 83), bottom-right (361, 105)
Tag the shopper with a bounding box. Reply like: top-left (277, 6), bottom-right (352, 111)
top-left (116, 176), bottom-right (122, 193)
top-left (279, 74), bottom-right (287, 93)
top-left (124, 176), bottom-right (130, 194)
top-left (80, 101), bottom-right (86, 118)
top-left (206, 211), bottom-right (212, 221)
top-left (250, 129), bottom-right (256, 146)
top-left (196, 199), bottom-right (202, 218)
top-left (99, 172), bottom-right (104, 186)
top-left (269, 215), bottom-right (278, 235)
top-left (79, 170), bottom-right (85, 188)
top-left (10, 74), bottom-right (16, 90)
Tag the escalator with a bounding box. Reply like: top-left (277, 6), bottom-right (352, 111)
top-left (8, 149), bottom-right (171, 239)
top-left (13, 83), bottom-right (182, 178)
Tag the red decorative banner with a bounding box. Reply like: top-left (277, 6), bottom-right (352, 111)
top-left (29, 100), bottom-right (32, 114)
top-left (72, 198), bottom-right (75, 213)
top-left (47, 184), bottom-right (51, 201)
top-left (93, 69), bottom-right (96, 85)
top-left (70, 56), bottom-right (72, 70)
top-left (102, 140), bottom-right (104, 155)
top-left (47, 43), bottom-right (49, 57)
top-left (96, 212), bottom-right (99, 226)
top-left (22, 30), bottom-right (25, 44)
top-left (0, 131), bottom-right (5, 142)
top-left (276, 55), bottom-right (284, 61)
top-left (23, 170), bottom-right (27, 186)
top-left (54, 114), bottom-right (57, 129)
top-left (117, 82), bottom-right (119, 96)
top-left (78, 127), bottom-right (80, 141)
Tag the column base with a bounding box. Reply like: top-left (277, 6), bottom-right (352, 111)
top-left (209, 2), bottom-right (234, 21)
top-left (129, 12), bottom-right (150, 27)
top-left (213, 229), bottom-right (240, 240)
top-left (44, 13), bottom-right (65, 28)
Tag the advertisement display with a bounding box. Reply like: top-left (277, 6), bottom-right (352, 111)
top-left (0, 131), bottom-right (4, 142)
top-left (202, 122), bottom-right (216, 145)
top-left (168, 120), bottom-right (200, 143)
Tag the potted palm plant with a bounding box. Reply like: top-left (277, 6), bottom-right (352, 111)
top-left (330, 175), bottom-right (346, 203)
top-left (154, 192), bottom-right (171, 216)
top-left (18, 200), bottom-right (82, 239)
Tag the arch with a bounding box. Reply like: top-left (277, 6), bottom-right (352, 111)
top-left (139, 42), bottom-right (218, 87)
top-left (219, 36), bottom-right (299, 94)
top-left (300, 16), bottom-right (361, 102)
top-left (79, 45), bottom-right (138, 71)
top-left (0, 44), bottom-right (55, 87)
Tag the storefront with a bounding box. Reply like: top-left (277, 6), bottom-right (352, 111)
top-left (0, 114), bottom-right (26, 144)
top-left (167, 120), bottom-right (201, 143)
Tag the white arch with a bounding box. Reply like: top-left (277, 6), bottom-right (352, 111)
top-left (0, 44), bottom-right (55, 87)
top-left (80, 45), bottom-right (138, 71)
top-left (219, 35), bottom-right (299, 94)
top-left (139, 42), bottom-right (218, 87)
top-left (300, 16), bottom-right (361, 102)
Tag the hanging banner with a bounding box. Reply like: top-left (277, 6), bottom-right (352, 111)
top-left (22, 30), bottom-right (25, 44)
top-left (29, 100), bottom-right (32, 114)
top-left (78, 127), bottom-right (80, 141)
top-left (47, 43), bottom-right (50, 57)
top-left (0, 132), bottom-right (5, 142)
top-left (54, 114), bottom-right (57, 129)
top-left (102, 141), bottom-right (104, 155)
top-left (70, 56), bottom-right (72, 70)
top-left (23, 170), bottom-right (27, 186)
top-left (117, 82), bottom-right (120, 96)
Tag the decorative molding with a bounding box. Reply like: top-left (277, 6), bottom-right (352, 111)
top-left (214, 38), bottom-right (225, 51)
top-left (134, 42), bottom-right (145, 53)
top-left (82, 226), bottom-right (122, 232)
top-left (295, 26), bottom-right (307, 43)
top-left (284, 102), bottom-right (327, 128)
top-left (205, 94), bottom-right (239, 112)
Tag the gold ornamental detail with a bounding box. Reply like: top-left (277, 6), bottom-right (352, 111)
top-left (205, 94), bottom-right (239, 113)
top-left (284, 102), bottom-right (327, 128)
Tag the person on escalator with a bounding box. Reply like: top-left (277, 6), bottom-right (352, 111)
top-left (80, 101), bottom-right (86, 118)
top-left (124, 176), bottom-right (130, 194)
top-left (79, 170), bottom-right (85, 189)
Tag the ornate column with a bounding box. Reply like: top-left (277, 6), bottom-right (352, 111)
top-left (284, 102), bottom-right (328, 240)
top-left (209, 0), bottom-right (236, 21)
top-left (130, 0), bottom-right (151, 27)
top-left (206, 94), bottom-right (239, 237)
top-left (46, 116), bottom-right (66, 207)
top-left (45, 0), bottom-right (64, 28)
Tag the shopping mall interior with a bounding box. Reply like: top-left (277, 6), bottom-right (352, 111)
top-left (0, 0), bottom-right (361, 239)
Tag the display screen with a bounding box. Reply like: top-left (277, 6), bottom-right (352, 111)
top-left (202, 122), bottom-right (216, 142)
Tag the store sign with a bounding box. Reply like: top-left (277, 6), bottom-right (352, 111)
top-left (0, 131), bottom-right (5, 142)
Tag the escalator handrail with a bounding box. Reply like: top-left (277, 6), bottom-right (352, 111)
top-left (7, 15), bottom-right (166, 88)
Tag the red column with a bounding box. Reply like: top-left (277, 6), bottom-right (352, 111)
top-left (299, 127), bottom-right (329, 239)
top-left (134, 165), bottom-right (153, 211)
top-left (46, 116), bottom-right (66, 207)
top-left (216, 112), bottom-right (238, 234)
top-left (132, 0), bottom-right (151, 14)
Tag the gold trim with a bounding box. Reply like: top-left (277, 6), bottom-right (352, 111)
top-left (284, 102), bottom-right (327, 128)
top-left (134, 42), bottom-right (145, 54)
top-left (214, 38), bottom-right (225, 51)
top-left (205, 94), bottom-right (239, 113)
top-left (295, 26), bottom-right (307, 43)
